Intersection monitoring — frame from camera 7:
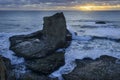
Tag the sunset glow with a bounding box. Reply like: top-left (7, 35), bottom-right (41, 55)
top-left (0, 0), bottom-right (120, 11)
top-left (74, 4), bottom-right (120, 11)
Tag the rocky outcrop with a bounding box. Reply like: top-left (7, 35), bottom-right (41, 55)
top-left (0, 56), bottom-right (12, 80)
top-left (26, 52), bottom-right (65, 75)
top-left (63, 55), bottom-right (120, 80)
top-left (9, 30), bottom-right (43, 47)
top-left (43, 12), bottom-right (67, 47)
top-left (9, 12), bottom-right (71, 79)
top-left (9, 12), bottom-right (70, 59)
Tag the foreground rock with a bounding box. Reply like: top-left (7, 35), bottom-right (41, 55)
top-left (18, 72), bottom-right (58, 80)
top-left (26, 52), bottom-right (65, 75)
top-left (63, 55), bottom-right (120, 80)
top-left (9, 12), bottom-right (69, 59)
top-left (0, 56), bottom-right (12, 80)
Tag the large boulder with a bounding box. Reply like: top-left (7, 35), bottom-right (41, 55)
top-left (9, 12), bottom-right (69, 59)
top-left (63, 55), bottom-right (120, 80)
top-left (26, 52), bottom-right (65, 75)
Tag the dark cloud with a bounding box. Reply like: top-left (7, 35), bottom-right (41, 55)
top-left (0, 0), bottom-right (120, 10)
top-left (0, 0), bottom-right (118, 4)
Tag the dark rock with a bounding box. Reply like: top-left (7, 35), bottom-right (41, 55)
top-left (66, 30), bottom-right (72, 41)
top-left (43, 12), bottom-right (67, 47)
top-left (92, 36), bottom-right (120, 42)
top-left (9, 30), bottom-right (43, 47)
top-left (18, 72), bottom-right (49, 80)
top-left (0, 56), bottom-right (12, 80)
top-left (63, 55), bottom-right (120, 80)
top-left (26, 52), bottom-right (65, 75)
top-left (95, 21), bottom-right (106, 24)
top-left (9, 12), bottom-right (69, 59)
top-left (18, 72), bottom-right (58, 80)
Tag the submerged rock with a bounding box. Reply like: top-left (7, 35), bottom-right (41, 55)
top-left (9, 12), bottom-right (69, 59)
top-left (26, 52), bottom-right (65, 75)
top-left (95, 21), bottom-right (106, 24)
top-left (63, 55), bottom-right (120, 80)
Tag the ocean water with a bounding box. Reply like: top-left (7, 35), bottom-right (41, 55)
top-left (0, 10), bottom-right (120, 79)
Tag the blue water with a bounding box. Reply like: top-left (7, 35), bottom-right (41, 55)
top-left (0, 11), bottom-right (120, 32)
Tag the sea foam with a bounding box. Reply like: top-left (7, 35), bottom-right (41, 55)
top-left (0, 29), bottom-right (41, 74)
top-left (50, 25), bottom-right (120, 80)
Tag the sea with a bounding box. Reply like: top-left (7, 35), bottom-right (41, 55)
top-left (0, 10), bottom-right (120, 79)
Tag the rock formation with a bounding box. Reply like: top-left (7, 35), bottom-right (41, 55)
top-left (18, 72), bottom-right (58, 80)
top-left (26, 52), bottom-right (65, 75)
top-left (0, 56), bottom-right (12, 80)
top-left (63, 55), bottom-right (120, 80)
top-left (9, 12), bottom-right (71, 78)
top-left (95, 21), bottom-right (106, 24)
top-left (9, 12), bottom-right (70, 59)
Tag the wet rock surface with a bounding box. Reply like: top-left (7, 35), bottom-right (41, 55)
top-left (18, 72), bottom-right (58, 80)
top-left (63, 55), bottom-right (120, 80)
top-left (26, 52), bottom-right (65, 75)
top-left (9, 12), bottom-right (69, 59)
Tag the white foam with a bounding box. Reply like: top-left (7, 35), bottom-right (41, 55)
top-left (51, 25), bottom-right (120, 80)
top-left (80, 28), bottom-right (120, 39)
top-left (0, 29), bottom-right (40, 61)
top-left (0, 30), bottom-right (41, 72)
top-left (0, 33), bottom-right (25, 64)
top-left (67, 26), bottom-right (92, 41)
top-left (0, 30), bottom-right (39, 62)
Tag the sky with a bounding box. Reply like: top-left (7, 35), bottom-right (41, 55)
top-left (0, 0), bottom-right (120, 11)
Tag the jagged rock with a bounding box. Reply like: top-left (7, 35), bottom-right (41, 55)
top-left (63, 55), bottom-right (120, 80)
top-left (9, 12), bottom-right (69, 59)
top-left (26, 52), bottom-right (65, 75)
top-left (0, 56), bottom-right (12, 80)
top-left (9, 30), bottom-right (43, 47)
top-left (43, 12), bottom-right (67, 47)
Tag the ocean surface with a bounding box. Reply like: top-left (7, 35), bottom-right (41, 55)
top-left (0, 10), bottom-right (120, 79)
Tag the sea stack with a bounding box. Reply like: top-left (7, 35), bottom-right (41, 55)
top-left (9, 12), bottom-right (70, 59)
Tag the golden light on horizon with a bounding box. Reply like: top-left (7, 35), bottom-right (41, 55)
top-left (74, 4), bottom-right (120, 11)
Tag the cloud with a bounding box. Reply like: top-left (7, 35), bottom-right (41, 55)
top-left (0, 0), bottom-right (120, 10)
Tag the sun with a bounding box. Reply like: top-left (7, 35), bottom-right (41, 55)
top-left (79, 6), bottom-right (95, 11)
top-left (74, 4), bottom-right (120, 11)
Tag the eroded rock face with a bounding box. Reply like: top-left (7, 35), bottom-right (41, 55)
top-left (43, 12), bottom-right (67, 48)
top-left (9, 12), bottom-right (68, 59)
top-left (26, 52), bottom-right (65, 75)
top-left (63, 55), bottom-right (120, 80)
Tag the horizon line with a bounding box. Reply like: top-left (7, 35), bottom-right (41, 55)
top-left (0, 9), bottom-right (120, 12)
